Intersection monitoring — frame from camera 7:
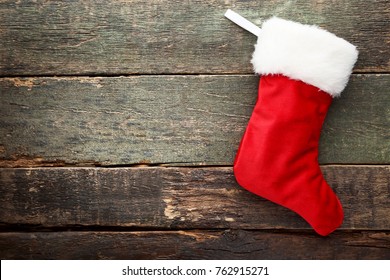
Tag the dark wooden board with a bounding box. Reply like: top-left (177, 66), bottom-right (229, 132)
top-left (0, 230), bottom-right (388, 260)
top-left (1, 75), bottom-right (389, 167)
top-left (0, 0), bottom-right (388, 75)
top-left (0, 166), bottom-right (388, 230)
top-left (1, 0), bottom-right (388, 262)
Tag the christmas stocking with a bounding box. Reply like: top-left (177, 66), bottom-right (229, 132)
top-left (225, 10), bottom-right (358, 236)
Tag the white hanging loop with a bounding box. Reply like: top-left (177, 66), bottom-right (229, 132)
top-left (224, 9), bottom-right (262, 37)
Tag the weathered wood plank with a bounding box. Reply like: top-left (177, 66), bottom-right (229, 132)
top-left (0, 0), bottom-right (388, 75)
top-left (0, 231), bottom-right (388, 259)
top-left (0, 166), bottom-right (388, 230)
top-left (0, 75), bottom-right (389, 166)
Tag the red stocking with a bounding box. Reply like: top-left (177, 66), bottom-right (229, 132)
top-left (229, 15), bottom-right (358, 236)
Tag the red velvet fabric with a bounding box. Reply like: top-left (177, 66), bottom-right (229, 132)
top-left (234, 74), bottom-right (343, 236)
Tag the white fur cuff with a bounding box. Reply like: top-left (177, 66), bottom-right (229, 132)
top-left (251, 17), bottom-right (358, 97)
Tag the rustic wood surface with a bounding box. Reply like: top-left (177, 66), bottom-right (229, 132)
top-left (0, 0), bottom-right (389, 260)
top-left (1, 75), bottom-right (389, 167)
top-left (0, 0), bottom-right (388, 76)
top-left (0, 231), bottom-right (389, 260)
top-left (0, 166), bottom-right (388, 230)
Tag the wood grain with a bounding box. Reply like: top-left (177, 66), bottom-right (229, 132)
top-left (0, 231), bottom-right (388, 259)
top-left (1, 0), bottom-right (388, 261)
top-left (1, 75), bottom-right (389, 166)
top-left (0, 0), bottom-right (388, 75)
top-left (0, 166), bottom-right (388, 230)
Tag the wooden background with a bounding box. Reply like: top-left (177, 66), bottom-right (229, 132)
top-left (0, 0), bottom-right (389, 259)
